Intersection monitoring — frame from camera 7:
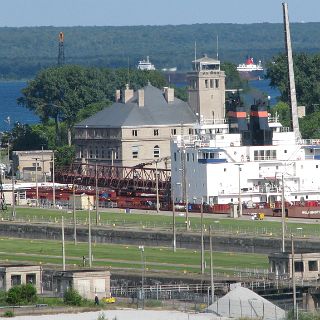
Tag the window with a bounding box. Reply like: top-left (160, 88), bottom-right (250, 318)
top-left (132, 130), bottom-right (138, 137)
top-left (205, 79), bottom-right (208, 88)
top-left (215, 79), bottom-right (219, 88)
top-left (132, 146), bottom-right (139, 159)
top-left (101, 147), bottom-right (105, 158)
top-left (210, 79), bottom-right (214, 88)
top-left (174, 152), bottom-right (177, 161)
top-left (95, 148), bottom-right (99, 158)
top-left (154, 129), bottom-right (159, 136)
top-left (192, 154), bottom-right (195, 162)
top-left (188, 128), bottom-right (193, 135)
top-left (294, 261), bottom-right (304, 272)
top-left (317, 165), bottom-right (319, 169)
top-left (187, 153), bottom-right (190, 161)
top-left (309, 261), bottom-right (318, 271)
top-left (154, 145), bottom-right (160, 158)
top-left (89, 149), bottom-right (93, 158)
top-left (171, 128), bottom-right (177, 135)
top-left (284, 150), bottom-right (287, 153)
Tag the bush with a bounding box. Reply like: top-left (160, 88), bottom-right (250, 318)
top-left (3, 310), bottom-right (14, 317)
top-left (6, 284), bottom-right (37, 305)
top-left (63, 288), bottom-right (83, 306)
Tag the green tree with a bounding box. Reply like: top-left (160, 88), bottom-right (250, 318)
top-left (270, 101), bottom-right (291, 128)
top-left (267, 53), bottom-right (320, 114)
top-left (300, 111), bottom-right (320, 139)
top-left (55, 145), bottom-right (76, 169)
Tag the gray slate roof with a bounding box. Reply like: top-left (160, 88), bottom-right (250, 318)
top-left (76, 84), bottom-right (197, 128)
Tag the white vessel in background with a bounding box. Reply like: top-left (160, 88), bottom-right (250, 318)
top-left (137, 56), bottom-right (156, 71)
top-left (237, 57), bottom-right (264, 80)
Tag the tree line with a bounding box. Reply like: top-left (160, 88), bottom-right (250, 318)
top-left (0, 23), bottom-right (320, 78)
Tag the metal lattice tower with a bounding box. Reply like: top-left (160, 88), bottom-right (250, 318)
top-left (58, 32), bottom-right (65, 66)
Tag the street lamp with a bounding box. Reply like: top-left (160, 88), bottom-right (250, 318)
top-left (235, 164), bottom-right (243, 217)
top-left (138, 245), bottom-right (145, 309)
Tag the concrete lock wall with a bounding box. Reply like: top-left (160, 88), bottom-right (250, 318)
top-left (0, 222), bottom-right (320, 254)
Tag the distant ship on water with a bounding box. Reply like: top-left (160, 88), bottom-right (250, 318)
top-left (137, 56), bottom-right (156, 71)
top-left (237, 57), bottom-right (264, 80)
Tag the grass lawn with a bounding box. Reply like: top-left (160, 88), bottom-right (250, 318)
top-left (1, 207), bottom-right (320, 237)
top-left (0, 237), bottom-right (268, 275)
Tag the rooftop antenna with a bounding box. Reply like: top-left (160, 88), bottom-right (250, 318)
top-left (282, 2), bottom-right (301, 141)
top-left (216, 34), bottom-right (219, 60)
top-left (58, 32), bottom-right (65, 66)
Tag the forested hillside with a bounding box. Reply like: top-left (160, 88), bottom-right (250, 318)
top-left (1, 23), bottom-right (320, 78)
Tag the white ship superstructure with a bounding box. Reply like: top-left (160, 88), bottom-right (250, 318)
top-left (137, 56), bottom-right (156, 71)
top-left (171, 103), bottom-right (320, 207)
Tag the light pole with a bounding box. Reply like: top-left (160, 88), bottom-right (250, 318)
top-left (11, 160), bottom-right (16, 220)
top-left (235, 164), bottom-right (243, 217)
top-left (88, 197), bottom-right (92, 267)
top-left (139, 245), bottom-right (145, 309)
top-left (95, 161), bottom-right (99, 225)
top-left (200, 198), bottom-right (205, 274)
top-left (172, 185), bottom-right (176, 252)
top-left (52, 151), bottom-right (56, 208)
top-left (32, 157), bottom-right (40, 207)
top-left (209, 225), bottom-right (214, 305)
top-left (281, 173), bottom-right (286, 252)
top-left (72, 177), bottom-right (81, 245)
top-left (291, 233), bottom-right (297, 319)
top-left (61, 216), bottom-right (65, 271)
top-left (155, 162), bottom-right (160, 213)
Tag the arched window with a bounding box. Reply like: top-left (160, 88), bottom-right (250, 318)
top-left (154, 145), bottom-right (160, 158)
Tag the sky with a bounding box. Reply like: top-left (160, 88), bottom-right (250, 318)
top-left (1, 0), bottom-right (320, 27)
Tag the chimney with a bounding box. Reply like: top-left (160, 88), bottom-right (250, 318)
top-left (115, 90), bottom-right (121, 102)
top-left (164, 87), bottom-right (174, 103)
top-left (123, 84), bottom-right (134, 103)
top-left (138, 89), bottom-right (144, 107)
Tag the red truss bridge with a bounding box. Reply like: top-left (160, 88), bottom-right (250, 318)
top-left (55, 162), bottom-right (171, 197)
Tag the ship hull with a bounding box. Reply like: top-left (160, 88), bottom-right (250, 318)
top-left (238, 70), bottom-right (264, 81)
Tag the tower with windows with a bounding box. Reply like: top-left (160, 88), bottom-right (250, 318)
top-left (187, 54), bottom-right (226, 121)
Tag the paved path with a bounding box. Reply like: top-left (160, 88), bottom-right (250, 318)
top-left (15, 309), bottom-right (229, 320)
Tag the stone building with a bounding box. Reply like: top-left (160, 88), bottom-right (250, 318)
top-left (53, 269), bottom-right (111, 300)
top-left (74, 55), bottom-right (226, 169)
top-left (0, 265), bottom-right (41, 292)
top-left (12, 150), bottom-right (53, 182)
top-left (269, 251), bottom-right (320, 281)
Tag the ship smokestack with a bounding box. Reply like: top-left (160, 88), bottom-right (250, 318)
top-left (282, 2), bottom-right (301, 141)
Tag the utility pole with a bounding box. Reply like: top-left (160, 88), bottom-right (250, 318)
top-left (58, 32), bottom-right (65, 66)
top-left (62, 216), bottom-right (65, 271)
top-left (235, 164), bottom-right (243, 217)
top-left (200, 198), bottom-right (205, 274)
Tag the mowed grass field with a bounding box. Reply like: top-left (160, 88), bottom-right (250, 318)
top-left (1, 207), bottom-right (319, 237)
top-left (0, 237), bottom-right (268, 274)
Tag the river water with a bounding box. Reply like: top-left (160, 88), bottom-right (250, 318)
top-left (0, 79), bottom-right (279, 132)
